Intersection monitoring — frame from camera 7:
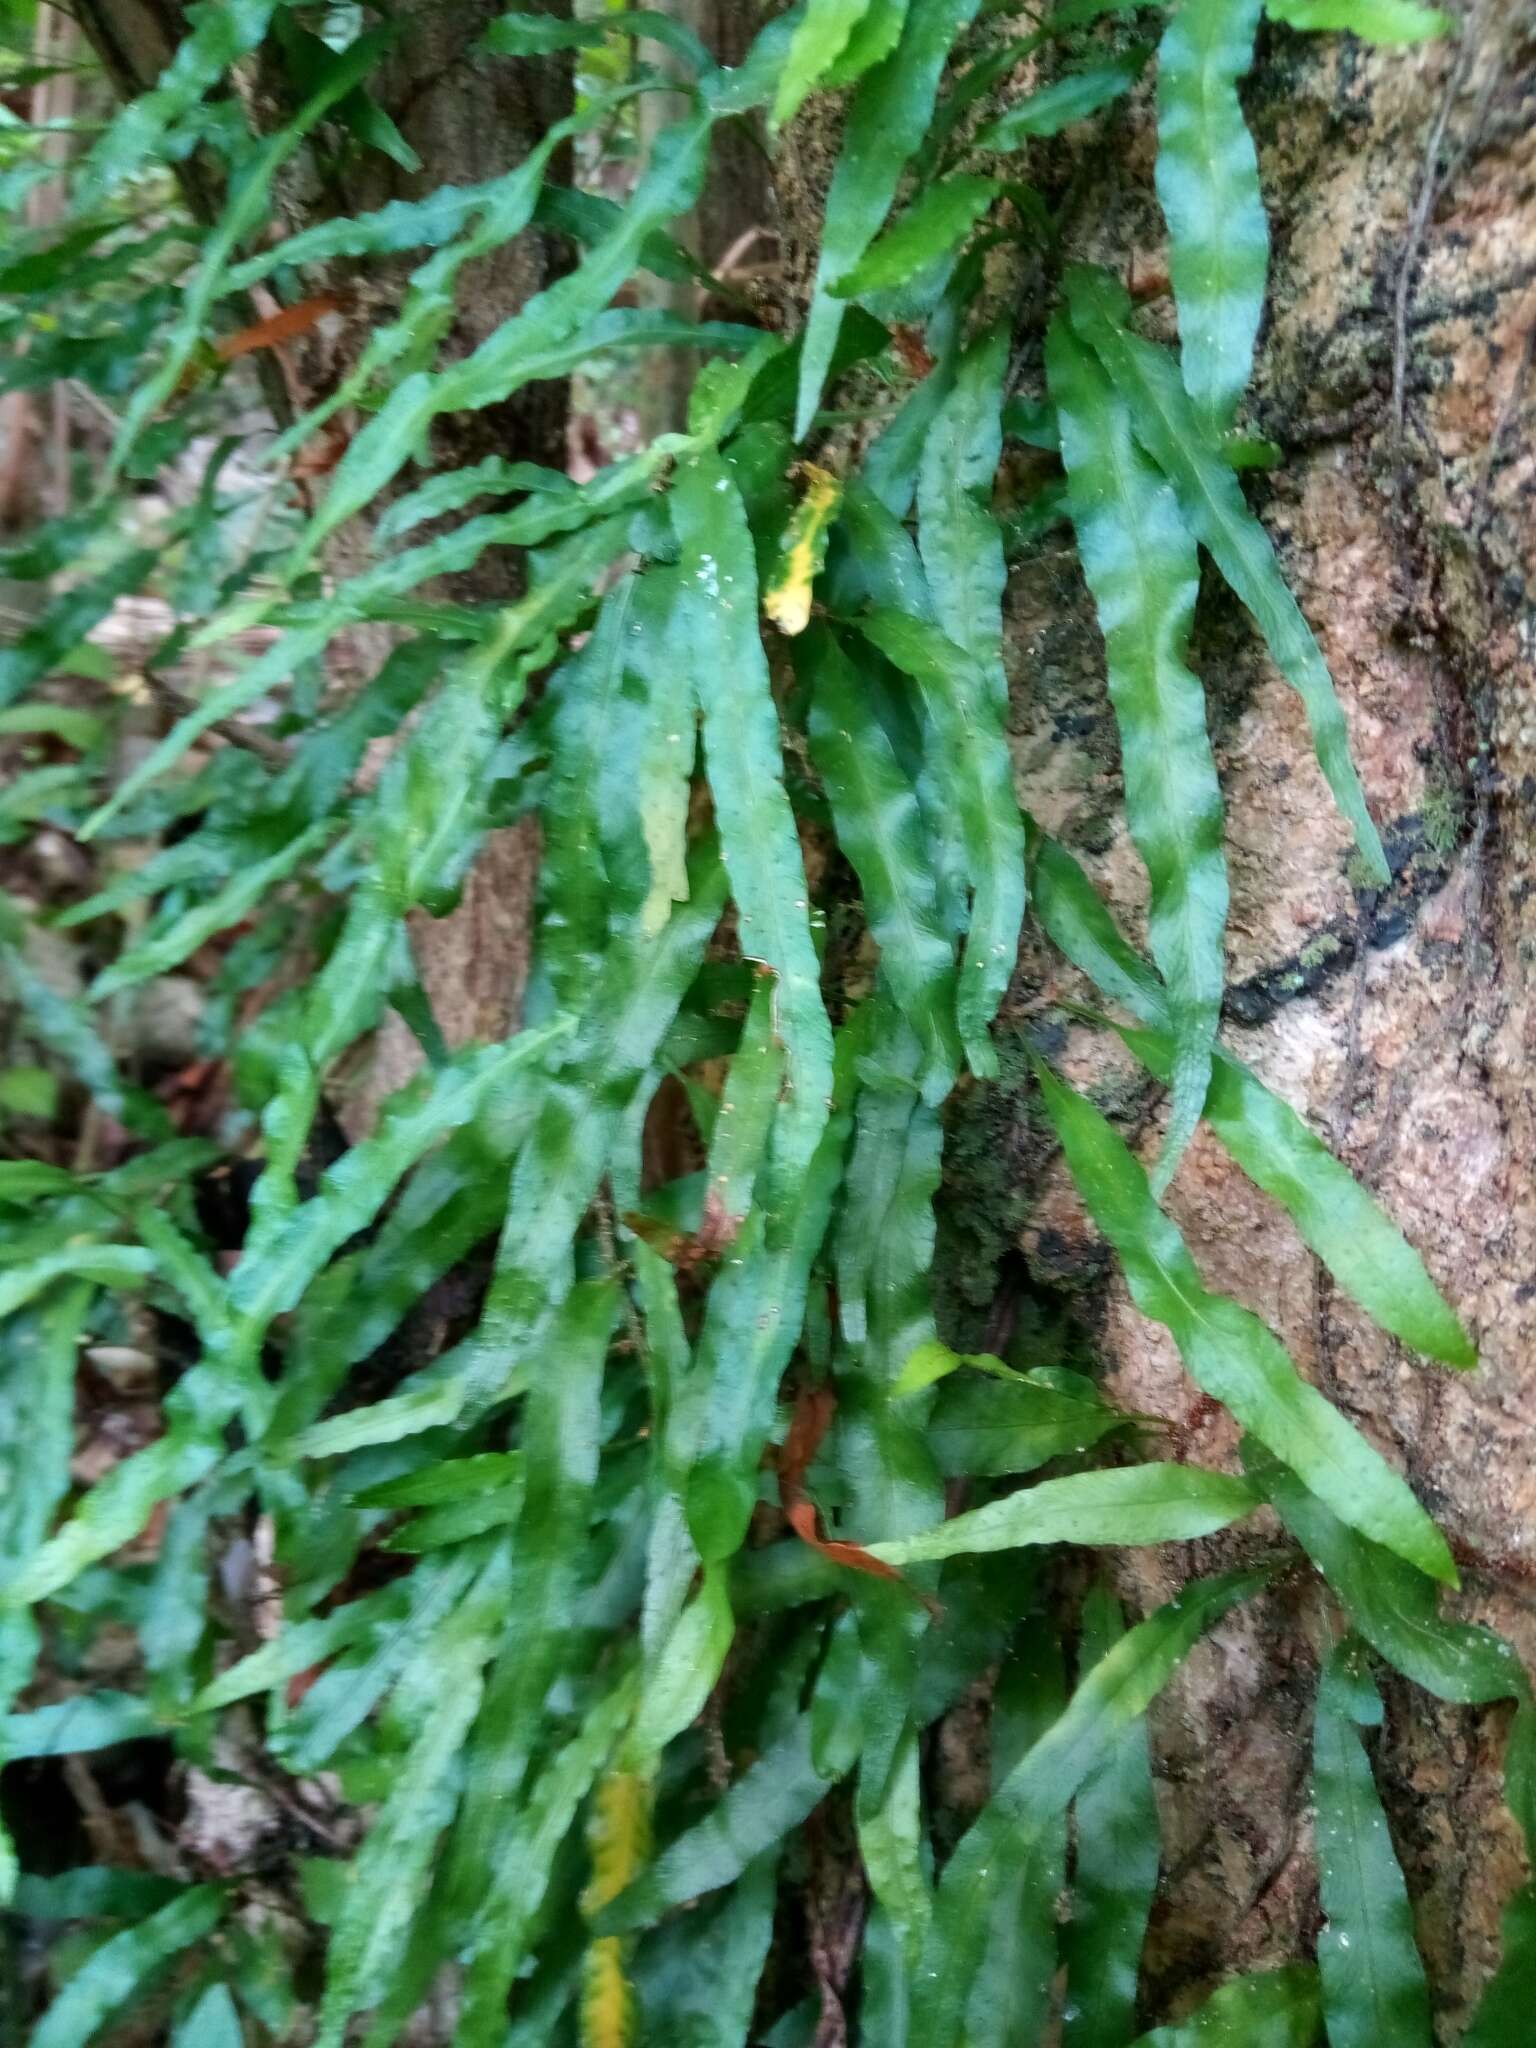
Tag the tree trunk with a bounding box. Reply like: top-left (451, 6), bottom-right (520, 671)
top-left (784, 5), bottom-right (1534, 2032)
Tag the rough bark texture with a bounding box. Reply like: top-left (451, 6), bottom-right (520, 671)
top-left (782, 5), bottom-right (1535, 2033)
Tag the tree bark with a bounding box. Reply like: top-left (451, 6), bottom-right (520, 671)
top-left (785, 3), bottom-right (1534, 2031)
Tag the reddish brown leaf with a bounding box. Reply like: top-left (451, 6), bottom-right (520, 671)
top-left (215, 293), bottom-right (341, 362)
top-left (785, 1499), bottom-right (905, 1586)
top-left (777, 1384), bottom-right (907, 1587)
top-left (780, 1383), bottom-right (838, 1502)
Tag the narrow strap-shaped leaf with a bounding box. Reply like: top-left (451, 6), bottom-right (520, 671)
top-left (1313, 1640), bottom-right (1433, 2048)
top-left (0, 949), bottom-right (165, 1149)
top-left (314, 1551), bottom-right (512, 2048)
top-left (928, 1369), bottom-right (1124, 1477)
top-left (857, 1715), bottom-right (930, 1965)
top-left (858, 610), bottom-right (1024, 1077)
top-left (482, 8), bottom-right (713, 68)
top-left (1155, 0), bottom-right (1269, 430)
top-left (774, 0), bottom-right (877, 128)
top-left (682, 1089), bottom-right (853, 1562)
top-left (676, 452), bottom-right (832, 1203)
top-left (3, 1690), bottom-right (162, 1758)
top-left (1267, 0), bottom-right (1453, 41)
top-left (451, 1665), bottom-right (638, 2046)
top-left (972, 48), bottom-right (1149, 150)
top-left (1122, 1024), bottom-right (1475, 1363)
top-left (868, 1462), bottom-right (1258, 1563)
top-left (599, 1708), bottom-right (833, 1934)
top-left (478, 1280), bottom-right (617, 1803)
top-left (109, 35), bottom-right (393, 484)
top-left (296, 110), bottom-right (711, 569)
top-left (1028, 827), bottom-right (1475, 1365)
top-left (704, 981), bottom-right (785, 1229)
top-left (794, 0), bottom-right (981, 439)
top-left (3, 1430), bottom-right (222, 1608)
top-left (1065, 266), bottom-right (1389, 883)
top-left (1246, 1446), bottom-right (1524, 1703)
top-left (32, 1884), bottom-right (228, 2048)
top-left (0, 548), bottom-right (159, 710)
top-left (465, 847), bottom-right (727, 1410)
top-left (1048, 315), bottom-right (1227, 1191)
top-left (1062, 1585), bottom-right (1160, 2048)
top-left (632, 1847), bottom-right (780, 2044)
top-left (275, 1547), bottom-right (485, 1774)
top-left (919, 323), bottom-right (1010, 721)
top-left (1464, 1881), bottom-right (1536, 2047)
top-left (78, 0), bottom-right (279, 201)
top-left (620, 567), bottom-right (697, 935)
top-left (803, 628), bottom-right (962, 1098)
top-left (832, 176), bottom-right (1001, 299)
top-left (170, 1983), bottom-right (243, 2048)
top-left (624, 1564), bottom-right (735, 1772)
top-left (966, 1616), bottom-right (1067, 2045)
top-left (1129, 1965), bottom-right (1322, 2045)
top-left (87, 821), bottom-right (333, 1000)
top-left (911, 1565), bottom-right (1274, 2046)
top-left (1034, 1056), bottom-right (1456, 1585)
top-left (0, 1243), bottom-right (156, 1323)
top-left (833, 1010), bottom-right (932, 1353)
top-left (823, 0), bottom-right (911, 86)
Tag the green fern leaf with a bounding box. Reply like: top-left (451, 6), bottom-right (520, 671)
top-left (1033, 1055), bottom-right (1457, 1584)
top-left (1066, 265), bottom-right (1390, 883)
top-left (1155, 0), bottom-right (1270, 430)
top-left (1048, 315), bottom-right (1227, 1191)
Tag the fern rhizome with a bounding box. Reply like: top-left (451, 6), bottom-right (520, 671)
top-left (0, 2), bottom-right (1527, 2045)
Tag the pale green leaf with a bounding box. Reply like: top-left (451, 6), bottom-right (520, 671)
top-left (1034, 1057), bottom-right (1457, 1585)
top-left (1066, 266), bottom-right (1390, 884)
top-left (1155, 0), bottom-right (1269, 429)
top-left (868, 1462), bottom-right (1258, 1563)
top-left (1047, 315), bottom-right (1227, 1191)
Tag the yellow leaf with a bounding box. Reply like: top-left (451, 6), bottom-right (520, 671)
top-left (763, 464), bottom-right (843, 636)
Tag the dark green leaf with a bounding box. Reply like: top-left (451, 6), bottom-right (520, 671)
top-left (1313, 1641), bottom-right (1433, 2048)
top-left (972, 48), bottom-right (1149, 150)
top-left (3, 1689), bottom-right (162, 1758)
top-left (857, 611), bottom-right (1024, 1078)
top-left (1247, 1446), bottom-right (1522, 1703)
top-left (774, 0), bottom-right (879, 127)
top-left (1130, 1965), bottom-right (1322, 2046)
top-left (1027, 828), bottom-right (1475, 1366)
top-left (803, 627), bottom-right (962, 1097)
top-left (1062, 1585), bottom-right (1160, 2048)
top-left (912, 1566), bottom-right (1274, 2045)
top-left (31, 1885), bottom-right (228, 2048)
top-left (966, 1616), bottom-right (1066, 2045)
top-left (832, 176), bottom-right (1001, 298)
top-left (928, 1367), bottom-right (1123, 1477)
top-left (677, 451), bottom-right (832, 1202)
top-left (1465, 1883), bottom-right (1536, 2048)
top-left (599, 1710), bottom-right (835, 1934)
top-left (795, 0), bottom-right (981, 439)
